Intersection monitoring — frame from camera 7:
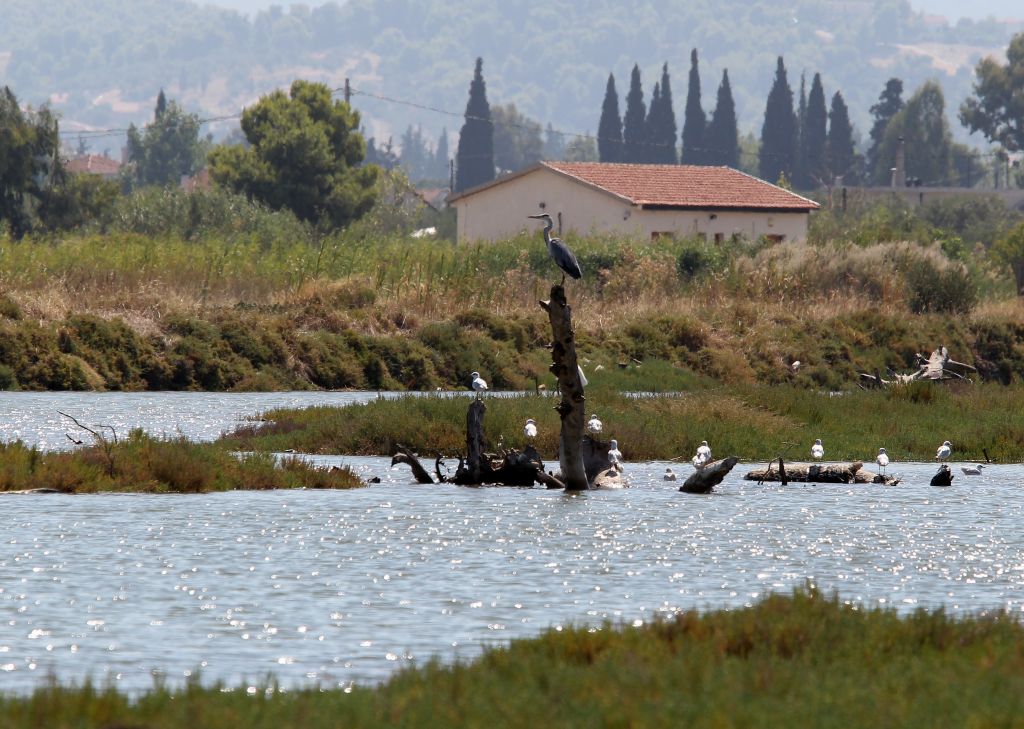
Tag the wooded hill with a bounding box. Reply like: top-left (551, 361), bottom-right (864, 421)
top-left (1, 0), bottom-right (1017, 148)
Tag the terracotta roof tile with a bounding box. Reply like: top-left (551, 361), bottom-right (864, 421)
top-left (543, 161), bottom-right (819, 211)
top-left (65, 155), bottom-right (121, 176)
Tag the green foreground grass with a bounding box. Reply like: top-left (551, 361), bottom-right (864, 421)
top-left (4, 587), bottom-right (1023, 728)
top-left (0, 431), bottom-right (362, 493)
top-left (223, 382), bottom-right (1024, 463)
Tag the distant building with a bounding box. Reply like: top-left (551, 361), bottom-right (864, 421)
top-left (447, 161), bottom-right (819, 243)
top-left (65, 154), bottom-right (121, 180)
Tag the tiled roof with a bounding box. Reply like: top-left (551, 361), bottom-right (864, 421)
top-left (542, 162), bottom-right (819, 211)
top-left (65, 155), bottom-right (121, 176)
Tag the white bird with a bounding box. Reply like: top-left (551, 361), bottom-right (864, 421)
top-left (791, 360), bottom-right (801, 372)
top-left (577, 364), bottom-right (588, 387)
top-left (692, 453), bottom-right (707, 469)
top-left (876, 447), bottom-right (889, 475)
top-left (811, 438), bottom-right (824, 460)
top-left (524, 418), bottom-right (537, 439)
top-left (663, 467), bottom-right (677, 481)
top-left (607, 439), bottom-right (622, 467)
top-left (936, 441), bottom-right (952, 461)
top-left (696, 440), bottom-right (712, 462)
top-left (961, 464), bottom-right (985, 476)
top-left (470, 371), bottom-right (488, 395)
top-left (586, 414), bottom-right (603, 435)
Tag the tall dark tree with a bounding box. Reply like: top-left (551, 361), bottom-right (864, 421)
top-left (797, 73), bottom-right (828, 189)
top-left (795, 73), bottom-right (807, 186)
top-left (454, 58), bottom-right (494, 193)
top-left (597, 73), bottom-right (623, 163)
top-left (155, 88), bottom-right (167, 119)
top-left (622, 64), bottom-right (647, 163)
top-left (126, 90), bottom-right (205, 188)
top-left (0, 86), bottom-right (60, 238)
top-left (705, 69), bottom-right (739, 168)
top-left (491, 103), bottom-right (543, 173)
top-left (644, 81), bottom-right (662, 164)
top-left (759, 56), bottom-right (798, 184)
top-left (649, 62), bottom-right (678, 163)
top-left (875, 81), bottom-right (956, 187)
top-left (827, 91), bottom-right (858, 184)
top-left (960, 32), bottom-right (1024, 153)
top-left (868, 78), bottom-right (904, 182)
top-left (681, 49), bottom-right (706, 165)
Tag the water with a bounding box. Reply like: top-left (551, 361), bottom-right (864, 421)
top-left (1, 393), bottom-right (1023, 694)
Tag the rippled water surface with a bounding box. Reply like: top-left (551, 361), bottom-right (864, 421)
top-left (1, 393), bottom-right (1023, 694)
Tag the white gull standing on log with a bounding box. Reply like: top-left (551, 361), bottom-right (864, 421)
top-left (607, 439), bottom-right (623, 469)
top-left (696, 440), bottom-right (712, 462)
top-left (811, 438), bottom-right (824, 460)
top-left (586, 414), bottom-right (603, 435)
top-left (876, 447), bottom-right (889, 475)
top-left (470, 371), bottom-right (488, 396)
top-left (524, 418), bottom-right (537, 440)
top-left (936, 440), bottom-right (952, 461)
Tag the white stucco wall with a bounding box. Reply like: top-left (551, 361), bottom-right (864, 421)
top-left (453, 167), bottom-right (811, 243)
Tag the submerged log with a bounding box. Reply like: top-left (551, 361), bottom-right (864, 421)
top-left (391, 445), bottom-right (436, 484)
top-left (680, 456), bottom-right (740, 494)
top-left (744, 461), bottom-right (899, 485)
top-left (541, 284), bottom-right (589, 491)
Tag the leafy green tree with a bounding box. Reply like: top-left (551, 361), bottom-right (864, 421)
top-left (126, 90), bottom-right (206, 188)
top-left (454, 58), bottom-right (494, 192)
top-left (705, 69), bottom-right (739, 168)
top-left (826, 91), bottom-right (859, 185)
top-left (37, 171), bottom-right (120, 232)
top-left (564, 135), bottom-right (598, 162)
top-left (759, 56), bottom-right (798, 184)
top-left (207, 79), bottom-right (377, 228)
top-left (646, 63), bottom-right (677, 164)
top-left (433, 128), bottom-right (449, 181)
top-left (876, 81), bottom-right (956, 187)
top-left (399, 125), bottom-right (431, 182)
top-left (543, 123), bottom-right (565, 161)
top-left (797, 73), bottom-right (828, 189)
top-left (990, 222), bottom-right (1024, 296)
top-left (960, 32), bottom-right (1024, 154)
top-left (597, 73), bottom-right (623, 163)
top-left (0, 86), bottom-right (60, 237)
top-left (868, 78), bottom-right (904, 184)
top-left (491, 103), bottom-right (543, 174)
top-left (622, 64), bottom-right (647, 163)
top-left (681, 49), bottom-right (705, 165)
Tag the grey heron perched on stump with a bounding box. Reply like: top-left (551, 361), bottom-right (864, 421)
top-left (528, 213), bottom-right (582, 283)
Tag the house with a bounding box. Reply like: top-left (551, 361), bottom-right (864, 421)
top-left (64, 154), bottom-right (121, 180)
top-left (447, 161), bottom-right (819, 243)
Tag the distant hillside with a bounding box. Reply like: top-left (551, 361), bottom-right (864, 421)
top-left (0, 0), bottom-right (1019, 154)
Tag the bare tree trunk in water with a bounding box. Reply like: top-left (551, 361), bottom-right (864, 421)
top-left (540, 284), bottom-right (589, 490)
top-left (465, 398), bottom-right (486, 485)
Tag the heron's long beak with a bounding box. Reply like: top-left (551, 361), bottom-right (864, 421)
top-left (527, 214), bottom-right (545, 219)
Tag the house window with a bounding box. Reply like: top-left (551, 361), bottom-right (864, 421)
top-left (713, 233), bottom-right (724, 244)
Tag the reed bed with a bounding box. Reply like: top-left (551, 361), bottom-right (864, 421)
top-left (3, 587), bottom-right (1023, 728)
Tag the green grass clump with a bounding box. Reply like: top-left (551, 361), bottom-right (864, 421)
top-left (0, 431), bottom-right (363, 493)
top-left (221, 383), bottom-right (1024, 463)
top-left (3, 587), bottom-right (1024, 728)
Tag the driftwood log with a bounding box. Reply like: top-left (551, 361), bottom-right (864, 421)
top-left (680, 457), bottom-right (740, 493)
top-left (540, 284), bottom-right (589, 491)
top-left (744, 461), bottom-right (900, 485)
top-left (930, 464), bottom-right (953, 486)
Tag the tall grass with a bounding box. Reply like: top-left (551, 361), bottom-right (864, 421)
top-left (3, 587), bottom-right (1024, 728)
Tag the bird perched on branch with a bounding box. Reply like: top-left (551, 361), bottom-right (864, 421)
top-left (470, 371), bottom-right (488, 396)
top-left (696, 440), bottom-right (712, 462)
top-left (811, 438), bottom-right (824, 460)
top-left (608, 439), bottom-right (622, 468)
top-left (586, 414), bottom-right (603, 435)
top-left (528, 213), bottom-right (582, 283)
top-left (524, 418), bottom-right (537, 440)
top-left (876, 447), bottom-right (889, 475)
top-left (936, 441), bottom-right (952, 461)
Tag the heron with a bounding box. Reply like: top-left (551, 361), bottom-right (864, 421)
top-left (524, 418), bottom-right (537, 439)
top-left (471, 371), bottom-right (488, 395)
top-left (663, 467), bottom-right (677, 481)
top-left (527, 213), bottom-right (582, 283)
top-left (586, 414), bottom-right (603, 435)
top-left (876, 447), bottom-right (889, 475)
top-left (960, 464), bottom-right (985, 476)
top-left (811, 438), bottom-right (824, 460)
top-left (936, 440), bottom-right (952, 461)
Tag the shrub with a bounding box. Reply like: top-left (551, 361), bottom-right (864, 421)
top-left (905, 258), bottom-right (977, 315)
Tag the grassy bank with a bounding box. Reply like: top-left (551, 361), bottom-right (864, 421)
top-left (0, 432), bottom-right (363, 493)
top-left (3, 587), bottom-right (1023, 728)
top-left (222, 383), bottom-right (1024, 463)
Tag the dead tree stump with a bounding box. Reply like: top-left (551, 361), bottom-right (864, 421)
top-left (540, 284), bottom-right (589, 491)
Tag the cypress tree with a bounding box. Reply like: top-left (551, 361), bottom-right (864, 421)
top-left (653, 62), bottom-right (678, 163)
top-left (868, 78), bottom-right (904, 183)
top-left (705, 69), bottom-right (739, 168)
top-left (681, 49), bottom-right (705, 165)
top-left (597, 73), bottom-right (623, 163)
top-left (827, 91), bottom-right (857, 184)
top-left (644, 81), bottom-right (662, 164)
top-left (795, 73), bottom-right (807, 187)
top-left (799, 73), bottom-right (828, 189)
top-left (759, 56), bottom-right (798, 184)
top-left (155, 89), bottom-right (167, 119)
top-left (622, 64), bottom-right (647, 163)
top-left (455, 57), bottom-right (494, 193)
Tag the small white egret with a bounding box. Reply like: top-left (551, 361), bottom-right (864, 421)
top-left (960, 464), bottom-right (985, 476)
top-left (586, 414), bottom-right (603, 435)
top-left (524, 418), bottom-right (537, 439)
top-left (607, 439), bottom-right (622, 467)
top-left (811, 438), bottom-right (824, 460)
top-left (577, 364), bottom-right (589, 387)
top-left (876, 447), bottom-right (889, 475)
top-left (936, 440), bottom-right (952, 461)
top-left (470, 371), bottom-right (488, 395)
top-left (663, 467), bottom-right (677, 481)
top-left (696, 440), bottom-right (712, 462)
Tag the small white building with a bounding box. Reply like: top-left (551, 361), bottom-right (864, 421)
top-left (448, 161), bottom-right (819, 243)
